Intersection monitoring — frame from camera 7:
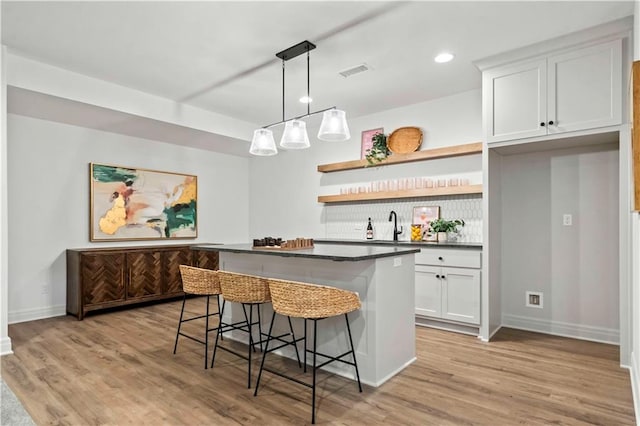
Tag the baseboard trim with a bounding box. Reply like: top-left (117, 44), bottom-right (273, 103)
top-left (8, 305), bottom-right (66, 324)
top-left (0, 336), bottom-right (12, 356)
top-left (502, 314), bottom-right (619, 345)
top-left (630, 354), bottom-right (640, 426)
top-left (415, 316), bottom-right (479, 336)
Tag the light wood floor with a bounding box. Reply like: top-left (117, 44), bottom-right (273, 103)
top-left (1, 300), bottom-right (635, 425)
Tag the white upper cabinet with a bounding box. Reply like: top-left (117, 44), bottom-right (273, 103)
top-left (484, 39), bottom-right (622, 144)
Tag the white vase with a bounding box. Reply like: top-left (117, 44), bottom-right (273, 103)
top-left (437, 232), bottom-right (447, 242)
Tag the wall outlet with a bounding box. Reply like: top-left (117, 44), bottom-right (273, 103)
top-left (526, 291), bottom-right (543, 308)
top-left (41, 284), bottom-right (49, 295)
top-left (563, 214), bottom-right (572, 226)
top-left (393, 257), bottom-right (402, 267)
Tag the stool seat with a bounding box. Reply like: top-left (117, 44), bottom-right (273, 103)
top-left (218, 271), bottom-right (270, 304)
top-left (268, 279), bottom-right (360, 319)
top-left (180, 265), bottom-right (221, 295)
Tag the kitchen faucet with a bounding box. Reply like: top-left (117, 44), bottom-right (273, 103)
top-left (388, 210), bottom-right (403, 241)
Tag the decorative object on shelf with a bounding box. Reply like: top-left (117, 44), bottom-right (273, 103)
top-left (386, 126), bottom-right (423, 154)
top-left (361, 127), bottom-right (384, 160)
top-left (412, 206), bottom-right (440, 241)
top-left (249, 40), bottom-right (350, 156)
top-left (90, 163), bottom-right (197, 241)
top-left (429, 218), bottom-right (465, 242)
top-left (253, 237), bottom-right (314, 251)
top-left (364, 131), bottom-right (390, 165)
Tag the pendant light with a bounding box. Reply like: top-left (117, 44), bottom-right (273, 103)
top-left (249, 40), bottom-right (350, 156)
top-left (317, 109), bottom-right (350, 141)
top-left (249, 128), bottom-right (277, 156)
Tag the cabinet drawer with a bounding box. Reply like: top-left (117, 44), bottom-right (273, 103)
top-left (415, 249), bottom-right (481, 269)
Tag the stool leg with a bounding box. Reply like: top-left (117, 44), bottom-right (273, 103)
top-left (253, 311), bottom-right (276, 397)
top-left (257, 305), bottom-right (263, 352)
top-left (247, 303), bottom-right (253, 388)
top-left (288, 316), bottom-right (301, 368)
top-left (241, 304), bottom-right (257, 353)
top-left (210, 299), bottom-right (226, 369)
top-left (303, 319), bottom-right (307, 373)
top-left (216, 295), bottom-right (224, 342)
top-left (311, 319), bottom-right (318, 424)
top-left (204, 295), bottom-right (210, 369)
top-left (173, 294), bottom-right (187, 355)
top-left (345, 313), bottom-right (362, 393)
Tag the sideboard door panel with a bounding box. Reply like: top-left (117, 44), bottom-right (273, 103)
top-left (81, 253), bottom-right (126, 306)
top-left (164, 248), bottom-right (192, 295)
top-left (126, 251), bottom-right (163, 299)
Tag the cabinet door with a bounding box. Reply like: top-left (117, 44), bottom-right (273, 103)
top-left (163, 248), bottom-right (192, 295)
top-left (485, 58), bottom-right (547, 143)
top-left (415, 265), bottom-right (442, 318)
top-left (126, 251), bottom-right (162, 299)
top-left (548, 39), bottom-right (622, 135)
top-left (81, 253), bottom-right (126, 306)
top-left (193, 250), bottom-right (219, 270)
top-left (441, 267), bottom-right (480, 325)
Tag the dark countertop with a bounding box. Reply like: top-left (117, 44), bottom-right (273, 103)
top-left (314, 238), bottom-right (483, 249)
top-left (191, 243), bottom-right (420, 262)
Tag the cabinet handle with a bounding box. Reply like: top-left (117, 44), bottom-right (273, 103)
top-left (435, 274), bottom-right (440, 279)
top-left (540, 122), bottom-right (546, 127)
top-left (548, 120), bottom-right (554, 125)
top-left (441, 275), bottom-right (446, 280)
top-left (438, 256), bottom-right (443, 261)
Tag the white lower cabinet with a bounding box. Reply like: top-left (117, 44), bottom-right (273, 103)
top-left (415, 249), bottom-right (481, 325)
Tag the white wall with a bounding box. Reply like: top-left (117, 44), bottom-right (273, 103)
top-left (6, 114), bottom-right (250, 323)
top-left (248, 89), bottom-right (483, 238)
top-left (500, 143), bottom-right (620, 343)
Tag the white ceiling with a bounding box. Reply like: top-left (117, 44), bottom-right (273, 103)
top-left (1, 1), bottom-right (635, 148)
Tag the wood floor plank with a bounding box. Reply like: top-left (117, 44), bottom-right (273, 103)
top-left (1, 300), bottom-right (635, 425)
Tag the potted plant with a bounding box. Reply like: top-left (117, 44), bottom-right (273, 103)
top-left (429, 218), bottom-right (465, 242)
top-left (365, 132), bottom-right (390, 165)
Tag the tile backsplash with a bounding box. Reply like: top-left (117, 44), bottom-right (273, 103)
top-left (324, 194), bottom-right (482, 242)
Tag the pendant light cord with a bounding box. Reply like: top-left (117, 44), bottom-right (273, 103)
top-left (307, 49), bottom-right (310, 116)
top-left (282, 59), bottom-right (285, 122)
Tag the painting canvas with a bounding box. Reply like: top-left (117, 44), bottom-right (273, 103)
top-left (413, 206), bottom-right (440, 242)
top-left (90, 163), bottom-right (197, 241)
top-left (413, 206), bottom-right (440, 226)
top-left (361, 128), bottom-right (384, 160)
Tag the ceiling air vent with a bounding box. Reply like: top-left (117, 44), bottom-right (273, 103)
top-left (338, 63), bottom-right (371, 78)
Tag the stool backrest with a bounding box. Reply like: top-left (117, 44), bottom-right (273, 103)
top-left (268, 279), bottom-right (361, 319)
top-left (179, 265), bottom-right (221, 295)
top-left (218, 270), bottom-right (271, 303)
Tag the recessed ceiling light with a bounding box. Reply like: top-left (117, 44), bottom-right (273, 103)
top-left (434, 52), bottom-right (454, 63)
top-left (299, 96), bottom-right (313, 104)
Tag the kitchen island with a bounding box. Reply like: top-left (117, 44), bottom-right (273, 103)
top-left (191, 243), bottom-right (420, 387)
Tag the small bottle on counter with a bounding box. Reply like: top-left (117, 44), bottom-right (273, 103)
top-left (366, 217), bottom-right (374, 240)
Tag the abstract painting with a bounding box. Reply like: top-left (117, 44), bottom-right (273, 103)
top-left (90, 163), bottom-right (197, 241)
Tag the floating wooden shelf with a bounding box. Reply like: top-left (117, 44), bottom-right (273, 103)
top-left (317, 185), bottom-right (483, 203)
top-left (317, 142), bottom-right (483, 173)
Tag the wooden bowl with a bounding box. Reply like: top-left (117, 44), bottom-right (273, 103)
top-left (387, 127), bottom-right (423, 154)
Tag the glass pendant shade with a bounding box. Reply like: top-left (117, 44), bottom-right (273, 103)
top-left (280, 119), bottom-right (310, 149)
top-left (249, 128), bottom-right (278, 156)
top-left (317, 109), bottom-right (350, 141)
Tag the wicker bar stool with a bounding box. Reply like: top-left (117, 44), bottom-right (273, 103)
top-left (254, 278), bottom-right (363, 424)
top-left (173, 265), bottom-right (222, 370)
top-left (213, 270), bottom-right (301, 388)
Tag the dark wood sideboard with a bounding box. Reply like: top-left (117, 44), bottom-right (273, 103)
top-left (67, 245), bottom-right (219, 320)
